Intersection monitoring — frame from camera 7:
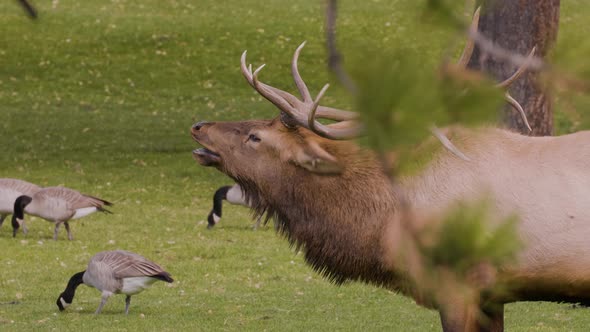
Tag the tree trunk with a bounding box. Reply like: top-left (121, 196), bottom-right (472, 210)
top-left (468, 0), bottom-right (560, 136)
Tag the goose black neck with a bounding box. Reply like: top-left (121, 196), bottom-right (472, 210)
top-left (11, 214), bottom-right (20, 236)
top-left (11, 195), bottom-right (32, 236)
top-left (57, 271), bottom-right (85, 310)
top-left (208, 186), bottom-right (231, 228)
top-left (11, 195), bottom-right (32, 237)
top-left (213, 186), bottom-right (231, 217)
top-left (13, 195), bottom-right (31, 219)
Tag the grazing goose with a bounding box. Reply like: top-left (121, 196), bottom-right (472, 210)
top-left (56, 250), bottom-right (174, 314)
top-left (207, 183), bottom-right (262, 229)
top-left (12, 186), bottom-right (112, 240)
top-left (0, 178), bottom-right (42, 234)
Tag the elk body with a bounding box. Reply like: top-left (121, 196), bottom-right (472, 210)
top-left (191, 42), bottom-right (590, 331)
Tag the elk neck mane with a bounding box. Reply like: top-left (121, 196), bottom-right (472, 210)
top-left (230, 139), bottom-right (407, 288)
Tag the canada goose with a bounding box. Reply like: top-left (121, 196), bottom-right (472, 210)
top-left (207, 184), bottom-right (262, 229)
top-left (12, 186), bottom-right (112, 240)
top-left (0, 178), bottom-right (42, 234)
top-left (56, 250), bottom-right (174, 314)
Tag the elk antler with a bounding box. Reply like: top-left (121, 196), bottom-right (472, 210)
top-left (240, 42), bottom-right (363, 140)
top-left (457, 7), bottom-right (534, 132)
top-left (495, 47), bottom-right (537, 132)
top-left (456, 7), bottom-right (481, 68)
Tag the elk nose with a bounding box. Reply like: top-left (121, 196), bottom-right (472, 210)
top-left (192, 121), bottom-right (211, 131)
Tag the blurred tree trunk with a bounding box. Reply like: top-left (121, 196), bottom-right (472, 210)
top-left (468, 0), bottom-right (560, 136)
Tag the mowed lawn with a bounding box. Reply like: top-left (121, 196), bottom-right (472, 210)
top-left (1, 0), bottom-right (590, 331)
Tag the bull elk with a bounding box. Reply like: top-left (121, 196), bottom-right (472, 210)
top-left (190, 21), bottom-right (590, 332)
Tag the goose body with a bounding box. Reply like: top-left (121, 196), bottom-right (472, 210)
top-left (56, 250), bottom-right (174, 314)
top-left (0, 178), bottom-right (42, 233)
top-left (12, 186), bottom-right (112, 240)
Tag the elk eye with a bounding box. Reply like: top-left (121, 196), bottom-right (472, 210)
top-left (247, 134), bottom-right (261, 143)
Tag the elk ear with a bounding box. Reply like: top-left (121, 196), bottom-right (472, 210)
top-left (293, 141), bottom-right (343, 174)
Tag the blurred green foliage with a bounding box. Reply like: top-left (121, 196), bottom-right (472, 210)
top-left (353, 44), bottom-right (502, 171)
top-left (352, 2), bottom-right (521, 308)
top-left (421, 200), bottom-right (520, 276)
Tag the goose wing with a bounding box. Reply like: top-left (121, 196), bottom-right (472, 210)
top-left (36, 187), bottom-right (109, 209)
top-left (94, 250), bottom-right (173, 281)
top-left (26, 187), bottom-right (78, 220)
top-left (48, 187), bottom-right (110, 210)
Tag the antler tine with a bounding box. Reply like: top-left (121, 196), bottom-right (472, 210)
top-left (241, 51), bottom-right (305, 121)
top-left (252, 63), bottom-right (266, 77)
top-left (315, 106), bottom-right (359, 121)
top-left (308, 84), bottom-right (331, 131)
top-left (250, 63), bottom-right (307, 123)
top-left (457, 7), bottom-right (481, 68)
top-left (240, 51), bottom-right (255, 87)
top-left (504, 92), bottom-right (532, 132)
top-left (293, 41), bottom-right (313, 103)
top-left (240, 43), bottom-right (363, 140)
top-left (494, 47), bottom-right (536, 132)
top-left (312, 121), bottom-right (365, 140)
top-left (496, 46), bottom-right (537, 88)
top-left (241, 49), bottom-right (307, 120)
top-left (307, 82), bottom-right (364, 140)
top-left (430, 126), bottom-right (470, 161)
top-left (307, 83), bottom-right (364, 140)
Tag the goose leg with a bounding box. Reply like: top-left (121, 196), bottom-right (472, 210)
top-left (54, 221), bottom-right (63, 240)
top-left (0, 214), bottom-right (6, 226)
top-left (64, 222), bottom-right (73, 241)
top-left (125, 295), bottom-right (131, 315)
top-left (96, 291), bottom-right (112, 314)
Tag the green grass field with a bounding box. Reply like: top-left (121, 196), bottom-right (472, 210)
top-left (2, 1), bottom-right (590, 331)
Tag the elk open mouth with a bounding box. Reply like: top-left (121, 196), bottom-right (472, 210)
top-left (192, 147), bottom-right (221, 166)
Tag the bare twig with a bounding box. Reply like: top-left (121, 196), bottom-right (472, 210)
top-left (16, 0), bottom-right (37, 19)
top-left (325, 0), bottom-right (357, 94)
top-left (467, 29), bottom-right (545, 73)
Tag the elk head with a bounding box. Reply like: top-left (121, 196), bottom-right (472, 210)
top-left (191, 43), bottom-right (369, 194)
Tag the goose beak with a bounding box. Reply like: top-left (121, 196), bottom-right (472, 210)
top-left (57, 296), bottom-right (70, 311)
